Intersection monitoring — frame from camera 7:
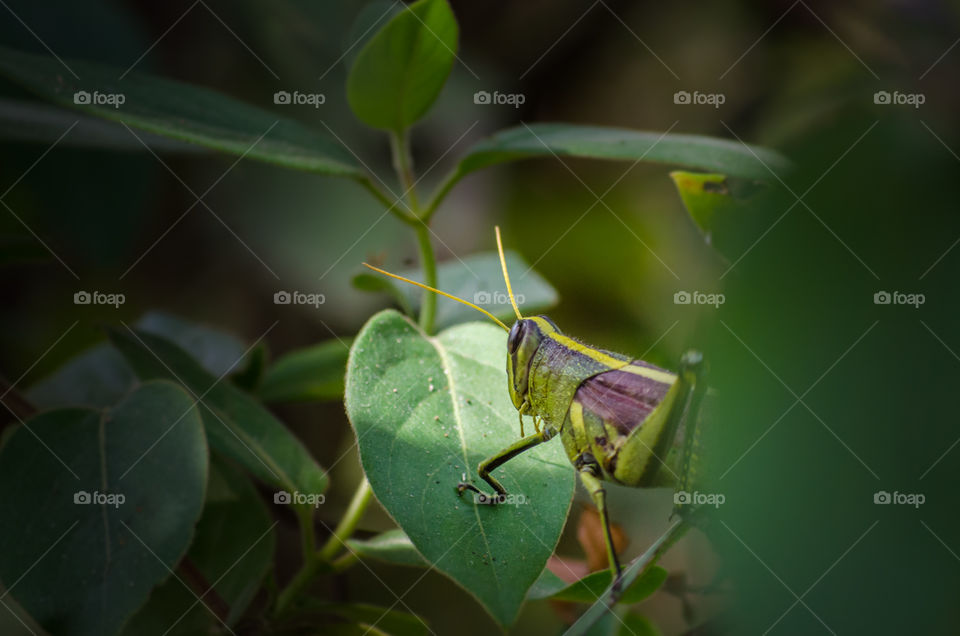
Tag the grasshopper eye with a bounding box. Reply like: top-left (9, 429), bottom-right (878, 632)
top-left (507, 321), bottom-right (523, 354)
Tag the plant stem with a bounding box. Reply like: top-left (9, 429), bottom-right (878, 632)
top-left (414, 224), bottom-right (437, 333)
top-left (356, 176), bottom-right (416, 226)
top-left (274, 479), bottom-right (373, 616)
top-left (317, 477), bottom-right (373, 562)
top-left (420, 166), bottom-right (461, 224)
top-left (389, 130), bottom-right (419, 211)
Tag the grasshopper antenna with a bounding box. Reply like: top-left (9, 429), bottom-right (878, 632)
top-left (494, 226), bottom-right (523, 321)
top-left (362, 263), bottom-right (510, 332)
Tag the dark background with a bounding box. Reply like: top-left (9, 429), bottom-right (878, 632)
top-left (1, 0), bottom-right (959, 634)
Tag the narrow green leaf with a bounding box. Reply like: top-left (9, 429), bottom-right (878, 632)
top-left (455, 124), bottom-right (792, 181)
top-left (0, 46), bottom-right (362, 177)
top-left (352, 272), bottom-right (414, 317)
top-left (107, 328), bottom-right (327, 496)
top-left (0, 381), bottom-right (208, 636)
top-left (347, 0), bottom-right (458, 131)
top-left (346, 529), bottom-right (428, 567)
top-left (0, 98), bottom-right (204, 152)
top-left (121, 456), bottom-right (276, 635)
top-left (528, 566), bottom-right (668, 604)
top-left (345, 310), bottom-right (575, 627)
top-left (260, 339), bottom-right (351, 404)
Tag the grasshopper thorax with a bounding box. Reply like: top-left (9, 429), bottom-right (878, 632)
top-left (506, 316), bottom-right (558, 411)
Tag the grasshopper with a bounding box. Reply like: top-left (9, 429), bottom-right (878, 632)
top-left (363, 228), bottom-right (708, 594)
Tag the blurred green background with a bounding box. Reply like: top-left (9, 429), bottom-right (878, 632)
top-left (1, 0), bottom-right (959, 633)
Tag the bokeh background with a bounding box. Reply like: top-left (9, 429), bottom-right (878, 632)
top-left (2, 0), bottom-right (959, 634)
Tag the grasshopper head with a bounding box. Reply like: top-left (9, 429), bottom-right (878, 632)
top-left (506, 316), bottom-right (557, 410)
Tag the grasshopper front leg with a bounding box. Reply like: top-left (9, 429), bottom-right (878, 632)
top-left (457, 429), bottom-right (552, 502)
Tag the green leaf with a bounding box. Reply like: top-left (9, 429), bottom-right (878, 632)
top-left (669, 170), bottom-right (776, 261)
top-left (138, 312), bottom-right (251, 379)
top-left (0, 381), bottom-right (208, 636)
top-left (27, 312), bottom-right (251, 410)
top-left (528, 566), bottom-right (668, 604)
top-left (455, 124), bottom-right (792, 182)
top-left (308, 602), bottom-right (430, 636)
top-left (0, 98), bottom-right (204, 152)
top-left (260, 339), bottom-right (351, 403)
top-left (347, 0), bottom-right (458, 131)
top-left (390, 250), bottom-right (558, 331)
top-left (0, 46), bottom-right (362, 177)
top-left (617, 612), bottom-right (662, 636)
top-left (567, 521), bottom-right (688, 636)
top-left (345, 310), bottom-right (575, 627)
top-left (27, 343), bottom-right (134, 409)
top-left (346, 529), bottom-right (427, 567)
top-left (120, 456), bottom-right (276, 635)
top-left (107, 328), bottom-right (328, 496)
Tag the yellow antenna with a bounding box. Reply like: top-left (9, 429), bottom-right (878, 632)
top-left (494, 226), bottom-right (523, 320)
top-left (362, 263), bottom-right (510, 332)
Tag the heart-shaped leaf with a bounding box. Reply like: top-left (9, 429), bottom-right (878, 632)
top-left (108, 328), bottom-right (327, 496)
top-left (347, 0), bottom-right (458, 132)
top-left (0, 46), bottom-right (361, 177)
top-left (345, 310), bottom-right (575, 627)
top-left (0, 381), bottom-right (208, 636)
top-left (455, 124), bottom-right (791, 181)
top-left (121, 456), bottom-right (276, 635)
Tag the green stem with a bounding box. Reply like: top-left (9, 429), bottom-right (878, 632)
top-left (275, 507), bottom-right (322, 616)
top-left (390, 130), bottom-right (420, 211)
top-left (356, 176), bottom-right (416, 226)
top-left (414, 224), bottom-right (437, 333)
top-left (420, 166), bottom-right (461, 224)
top-left (317, 477), bottom-right (374, 562)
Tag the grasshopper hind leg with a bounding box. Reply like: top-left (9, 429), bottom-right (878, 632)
top-left (576, 455), bottom-right (624, 597)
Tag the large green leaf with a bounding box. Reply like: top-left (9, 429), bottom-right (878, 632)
top-left (121, 456), bottom-right (276, 635)
top-left (346, 528), bottom-right (427, 567)
top-left (0, 381), bottom-right (208, 636)
top-left (0, 46), bottom-right (361, 177)
top-left (345, 310), bottom-right (575, 627)
top-left (454, 124), bottom-right (792, 181)
top-left (260, 339), bottom-right (351, 403)
top-left (0, 98), bottom-right (203, 152)
top-left (361, 251), bottom-right (558, 331)
top-left (107, 328), bottom-right (327, 496)
top-left (27, 312), bottom-right (252, 409)
top-left (346, 0), bottom-right (458, 131)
